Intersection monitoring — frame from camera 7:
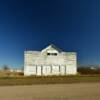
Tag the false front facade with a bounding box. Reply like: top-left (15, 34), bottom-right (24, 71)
top-left (24, 44), bottom-right (77, 76)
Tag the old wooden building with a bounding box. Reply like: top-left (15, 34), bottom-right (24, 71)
top-left (24, 44), bottom-right (77, 76)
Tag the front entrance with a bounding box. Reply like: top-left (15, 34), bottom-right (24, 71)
top-left (42, 66), bottom-right (51, 75)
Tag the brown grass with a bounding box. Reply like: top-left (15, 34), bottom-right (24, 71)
top-left (0, 75), bottom-right (99, 86)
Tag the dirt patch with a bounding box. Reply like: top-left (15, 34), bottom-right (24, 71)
top-left (0, 83), bottom-right (100, 100)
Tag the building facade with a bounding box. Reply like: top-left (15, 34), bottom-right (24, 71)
top-left (24, 44), bottom-right (77, 76)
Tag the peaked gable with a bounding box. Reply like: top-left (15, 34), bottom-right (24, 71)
top-left (41, 44), bottom-right (62, 53)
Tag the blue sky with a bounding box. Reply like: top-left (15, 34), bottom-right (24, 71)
top-left (0, 0), bottom-right (100, 68)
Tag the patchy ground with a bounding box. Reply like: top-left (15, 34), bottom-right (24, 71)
top-left (0, 83), bottom-right (100, 100)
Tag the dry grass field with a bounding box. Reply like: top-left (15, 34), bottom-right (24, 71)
top-left (0, 83), bottom-right (100, 100)
top-left (0, 75), bottom-right (99, 86)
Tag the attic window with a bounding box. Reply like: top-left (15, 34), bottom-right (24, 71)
top-left (47, 53), bottom-right (50, 55)
top-left (47, 53), bottom-right (57, 56)
top-left (53, 53), bottom-right (57, 56)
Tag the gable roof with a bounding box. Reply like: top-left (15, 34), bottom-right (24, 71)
top-left (41, 44), bottom-right (62, 53)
